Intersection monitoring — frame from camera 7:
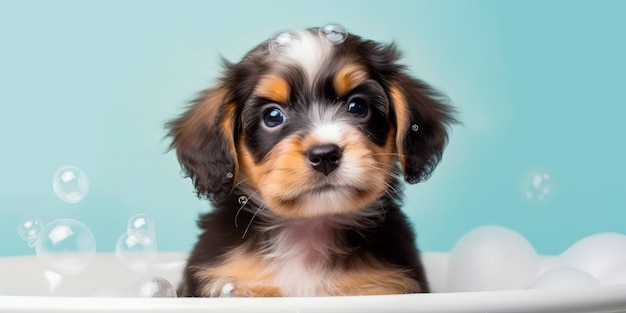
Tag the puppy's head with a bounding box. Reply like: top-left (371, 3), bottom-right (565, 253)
top-left (167, 26), bottom-right (456, 218)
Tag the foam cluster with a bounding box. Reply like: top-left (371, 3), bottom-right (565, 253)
top-left (447, 226), bottom-right (626, 291)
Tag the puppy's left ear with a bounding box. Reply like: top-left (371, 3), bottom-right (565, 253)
top-left (388, 73), bottom-right (457, 184)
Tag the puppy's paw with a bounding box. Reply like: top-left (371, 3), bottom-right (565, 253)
top-left (209, 276), bottom-right (250, 297)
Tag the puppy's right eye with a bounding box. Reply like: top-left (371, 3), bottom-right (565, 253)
top-left (263, 107), bottom-right (286, 128)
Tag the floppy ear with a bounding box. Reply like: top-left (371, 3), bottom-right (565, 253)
top-left (166, 85), bottom-right (239, 198)
top-left (388, 75), bottom-right (456, 184)
top-left (363, 41), bottom-right (456, 184)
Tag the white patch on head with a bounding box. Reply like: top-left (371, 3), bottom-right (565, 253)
top-left (308, 103), bottom-right (351, 144)
top-left (274, 30), bottom-right (333, 84)
top-left (313, 123), bottom-right (343, 143)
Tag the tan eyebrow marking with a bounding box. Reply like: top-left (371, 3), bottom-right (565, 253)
top-left (254, 75), bottom-right (291, 105)
top-left (333, 64), bottom-right (369, 98)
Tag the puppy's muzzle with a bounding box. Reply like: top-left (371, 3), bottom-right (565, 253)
top-left (306, 144), bottom-right (342, 176)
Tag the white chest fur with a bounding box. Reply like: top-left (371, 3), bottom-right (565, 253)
top-left (261, 218), bottom-right (341, 296)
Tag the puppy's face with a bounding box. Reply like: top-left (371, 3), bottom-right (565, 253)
top-left (168, 26), bottom-right (455, 219)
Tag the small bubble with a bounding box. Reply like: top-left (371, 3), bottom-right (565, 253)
top-left (238, 196), bottom-right (248, 205)
top-left (18, 218), bottom-right (44, 247)
top-left (35, 218), bottom-right (96, 275)
top-left (179, 168), bottom-right (189, 178)
top-left (130, 276), bottom-right (177, 298)
top-left (411, 124), bottom-right (419, 132)
top-left (209, 276), bottom-right (249, 297)
top-left (52, 165), bottom-right (89, 203)
top-left (115, 229), bottom-right (158, 273)
top-left (268, 30), bottom-right (296, 60)
top-left (525, 171), bottom-right (553, 203)
top-left (319, 24), bottom-right (348, 45)
top-left (127, 214), bottom-right (156, 242)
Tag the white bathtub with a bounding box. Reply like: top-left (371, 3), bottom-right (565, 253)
top-left (1, 252), bottom-right (626, 313)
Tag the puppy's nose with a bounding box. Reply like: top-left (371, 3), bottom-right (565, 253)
top-left (307, 144), bottom-right (342, 176)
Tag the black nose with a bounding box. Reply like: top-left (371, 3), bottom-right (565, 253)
top-left (307, 144), bottom-right (342, 176)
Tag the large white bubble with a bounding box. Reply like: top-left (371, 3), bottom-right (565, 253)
top-left (553, 232), bottom-right (626, 283)
top-left (529, 267), bottom-right (600, 289)
top-left (447, 225), bottom-right (540, 292)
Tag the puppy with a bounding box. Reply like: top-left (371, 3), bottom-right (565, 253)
top-left (167, 25), bottom-right (456, 297)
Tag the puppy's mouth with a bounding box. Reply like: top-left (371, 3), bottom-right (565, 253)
top-left (308, 184), bottom-right (338, 193)
top-left (300, 182), bottom-right (367, 198)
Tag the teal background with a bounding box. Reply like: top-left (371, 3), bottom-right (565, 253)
top-left (1, 0), bottom-right (625, 257)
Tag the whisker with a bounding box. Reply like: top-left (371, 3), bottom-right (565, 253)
top-left (360, 167), bottom-right (401, 197)
top-left (234, 188), bottom-right (263, 228)
top-left (230, 177), bottom-right (251, 194)
top-left (369, 152), bottom-right (403, 157)
top-left (379, 180), bottom-right (400, 199)
top-left (242, 204), bottom-right (264, 239)
top-left (362, 164), bottom-right (401, 180)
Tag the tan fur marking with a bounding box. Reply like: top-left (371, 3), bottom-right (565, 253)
top-left (336, 268), bottom-right (421, 295)
top-left (248, 285), bottom-right (283, 297)
top-left (193, 247), bottom-right (281, 297)
top-left (236, 136), bottom-right (262, 191)
top-left (333, 64), bottom-right (369, 98)
top-left (335, 255), bottom-right (421, 295)
top-left (389, 84), bottom-right (410, 173)
top-left (254, 75), bottom-right (291, 104)
top-left (220, 102), bottom-right (239, 176)
top-left (173, 87), bottom-right (227, 147)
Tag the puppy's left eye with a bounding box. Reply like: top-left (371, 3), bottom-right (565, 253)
top-left (347, 97), bottom-right (369, 120)
top-left (263, 107), bottom-right (287, 128)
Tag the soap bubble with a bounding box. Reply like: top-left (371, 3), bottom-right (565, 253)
top-left (52, 165), bottom-right (89, 203)
top-left (18, 218), bottom-right (44, 247)
top-left (318, 23), bottom-right (348, 44)
top-left (524, 171), bottom-right (552, 203)
top-left (130, 276), bottom-right (177, 298)
top-left (35, 218), bottom-right (96, 275)
top-left (598, 262), bottom-right (626, 285)
top-left (529, 267), bottom-right (600, 289)
top-left (127, 213), bottom-right (156, 242)
top-left (268, 30), bottom-right (296, 60)
top-left (209, 276), bottom-right (250, 297)
top-left (554, 232), bottom-right (626, 282)
top-left (0, 286), bottom-right (9, 296)
top-left (179, 168), bottom-right (189, 178)
top-left (115, 230), bottom-right (158, 273)
top-left (447, 225), bottom-right (540, 292)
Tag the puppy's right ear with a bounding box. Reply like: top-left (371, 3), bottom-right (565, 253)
top-left (166, 85), bottom-right (238, 198)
